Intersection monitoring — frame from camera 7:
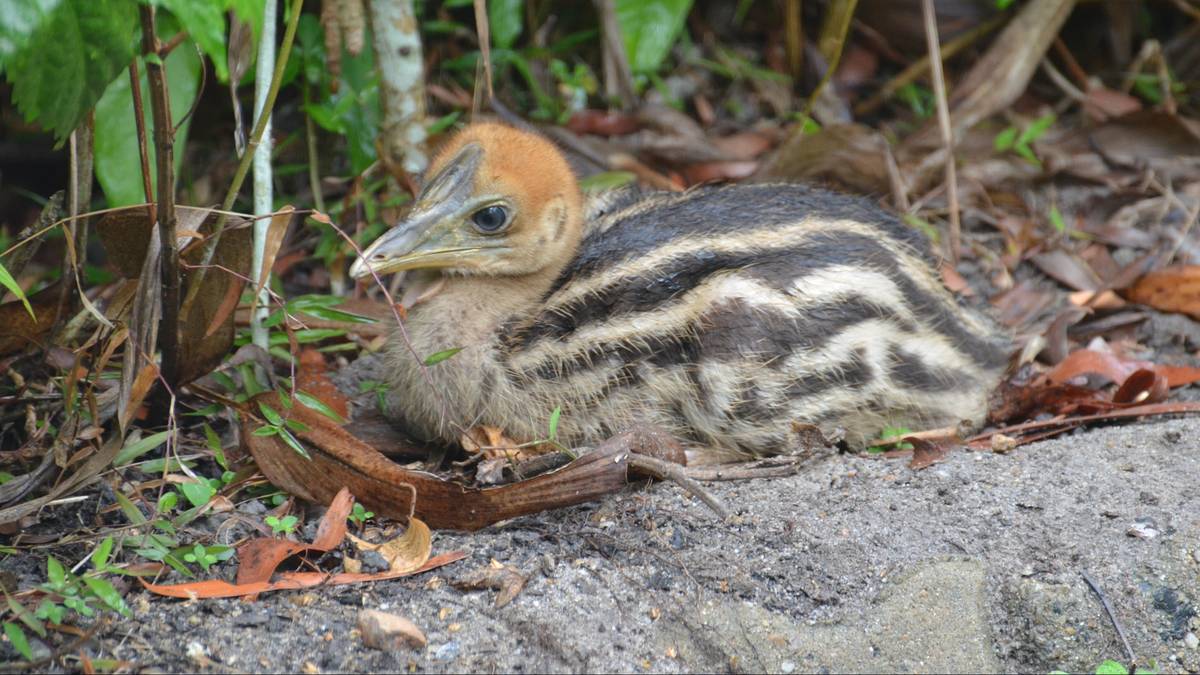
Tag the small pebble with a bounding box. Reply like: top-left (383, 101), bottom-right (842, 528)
top-left (358, 609), bottom-right (427, 651)
top-left (781, 660), bottom-right (796, 673)
top-left (1185, 632), bottom-right (1199, 651)
top-left (1127, 522), bottom-right (1159, 539)
top-left (434, 641), bottom-right (461, 661)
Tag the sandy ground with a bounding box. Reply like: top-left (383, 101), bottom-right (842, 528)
top-left (7, 412), bottom-right (1194, 673)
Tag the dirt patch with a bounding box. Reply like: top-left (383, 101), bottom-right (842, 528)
top-left (8, 414), bottom-right (1198, 673)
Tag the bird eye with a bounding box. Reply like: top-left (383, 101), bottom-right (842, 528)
top-left (471, 205), bottom-right (509, 233)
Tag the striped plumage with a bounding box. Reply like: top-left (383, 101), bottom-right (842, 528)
top-left (350, 123), bottom-right (1010, 457)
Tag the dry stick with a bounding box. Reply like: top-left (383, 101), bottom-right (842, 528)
top-left (180, 0), bottom-right (302, 324)
top-left (472, 0), bottom-right (494, 109)
top-left (784, 0), bottom-right (803, 81)
top-left (854, 14), bottom-right (1005, 117)
top-left (921, 0), bottom-right (961, 265)
top-left (1080, 570), bottom-right (1137, 667)
top-left (795, 0), bottom-right (857, 126)
top-left (626, 453), bottom-right (731, 520)
top-left (140, 4), bottom-right (181, 390)
top-left (128, 61), bottom-right (157, 218)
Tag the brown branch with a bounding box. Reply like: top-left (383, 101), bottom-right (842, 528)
top-left (139, 4), bottom-right (180, 390)
top-left (128, 61), bottom-right (155, 218)
top-left (626, 453), bottom-right (731, 520)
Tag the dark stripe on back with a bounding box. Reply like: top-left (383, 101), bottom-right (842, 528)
top-left (516, 294), bottom-right (913, 381)
top-left (503, 229), bottom-right (1005, 370)
top-left (886, 346), bottom-right (978, 391)
top-left (785, 347), bottom-right (874, 399)
top-left (553, 183), bottom-right (932, 295)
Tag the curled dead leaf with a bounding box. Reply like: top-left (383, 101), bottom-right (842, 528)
top-left (346, 517), bottom-right (432, 575)
top-left (452, 563), bottom-right (527, 608)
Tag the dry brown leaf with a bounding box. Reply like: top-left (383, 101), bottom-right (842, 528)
top-left (253, 206), bottom-right (295, 301)
top-left (452, 563), bottom-right (527, 608)
top-left (0, 285), bottom-right (61, 356)
top-left (241, 392), bottom-right (650, 531)
top-left (358, 609), bottom-right (426, 651)
top-left (236, 487), bottom-right (354, 586)
top-left (346, 517), bottom-right (432, 574)
top-left (1127, 265), bottom-right (1200, 319)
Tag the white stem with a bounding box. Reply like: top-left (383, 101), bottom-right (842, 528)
top-left (369, 0), bottom-right (428, 173)
top-left (251, 0), bottom-right (278, 350)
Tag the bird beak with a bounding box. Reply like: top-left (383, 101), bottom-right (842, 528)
top-left (349, 143), bottom-right (485, 280)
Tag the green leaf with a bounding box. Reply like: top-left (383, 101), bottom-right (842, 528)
top-left (258, 402), bottom-right (283, 425)
top-left (156, 0), bottom-right (230, 81)
top-left (90, 536), bottom-right (114, 571)
top-left (547, 406), bottom-right (562, 439)
top-left (423, 347), bottom-right (463, 367)
top-left (614, 0), bottom-right (693, 73)
top-left (294, 390), bottom-right (345, 423)
top-left (993, 126), bottom-right (1017, 152)
top-left (0, 261), bottom-right (34, 319)
top-left (178, 479), bottom-right (215, 508)
top-left (3, 622), bottom-right (32, 661)
top-left (488, 0), bottom-right (523, 49)
top-left (203, 424), bottom-right (228, 469)
top-left (113, 492), bottom-right (147, 525)
top-left (1096, 660), bottom-right (1129, 675)
top-left (2, 0), bottom-right (139, 142)
top-left (114, 430), bottom-right (172, 466)
top-left (94, 44), bottom-right (202, 207)
top-left (45, 556), bottom-right (65, 589)
top-left (1017, 112), bottom-right (1056, 146)
top-left (1049, 205), bottom-right (1067, 233)
top-left (82, 577), bottom-right (129, 616)
top-left (277, 426), bottom-right (311, 460)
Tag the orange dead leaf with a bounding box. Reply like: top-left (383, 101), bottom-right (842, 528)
top-left (140, 551), bottom-right (466, 599)
top-left (1127, 265), bottom-right (1200, 319)
top-left (236, 487), bottom-right (353, 585)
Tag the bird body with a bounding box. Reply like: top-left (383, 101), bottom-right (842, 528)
top-left (350, 123), bottom-right (1009, 456)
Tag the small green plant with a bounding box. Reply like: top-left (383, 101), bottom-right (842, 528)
top-left (897, 82), bottom-right (934, 119)
top-left (1, 537), bottom-right (134, 658)
top-left (252, 401), bottom-right (311, 459)
top-left (993, 113), bottom-right (1056, 166)
top-left (348, 503), bottom-right (375, 528)
top-left (423, 347), bottom-right (463, 366)
top-left (867, 426), bottom-right (915, 453)
top-left (181, 543), bottom-right (233, 573)
top-left (265, 514), bottom-right (300, 537)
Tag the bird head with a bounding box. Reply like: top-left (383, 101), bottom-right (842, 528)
top-left (349, 123), bottom-right (583, 282)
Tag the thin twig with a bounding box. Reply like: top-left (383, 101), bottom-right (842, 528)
top-left (854, 13), bottom-right (1005, 117)
top-left (127, 62), bottom-right (156, 217)
top-left (626, 453), bottom-right (731, 520)
top-left (921, 0), bottom-right (961, 264)
top-left (1080, 570), bottom-right (1137, 667)
top-left (180, 0), bottom-right (302, 323)
top-left (472, 0), bottom-right (494, 108)
top-left (140, 3), bottom-right (181, 390)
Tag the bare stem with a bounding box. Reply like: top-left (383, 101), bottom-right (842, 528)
top-left (139, 4), bottom-right (181, 390)
top-left (128, 61), bottom-right (156, 218)
top-left (180, 0), bottom-right (302, 323)
top-left (922, 0), bottom-right (961, 264)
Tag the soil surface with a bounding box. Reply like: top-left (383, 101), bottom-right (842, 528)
top-left (9, 413), bottom-right (1199, 673)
